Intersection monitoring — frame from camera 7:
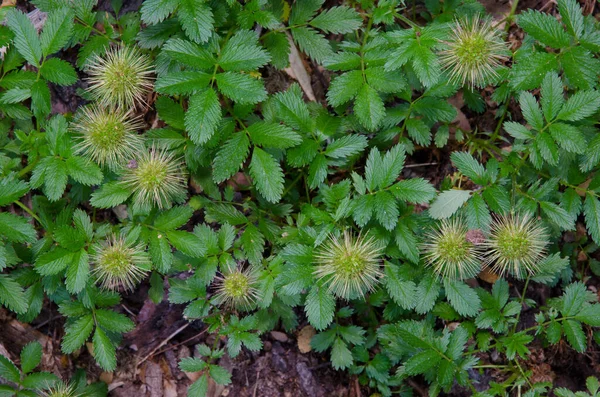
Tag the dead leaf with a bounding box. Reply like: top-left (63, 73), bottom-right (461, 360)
top-left (297, 325), bottom-right (316, 353)
top-left (284, 32), bottom-right (316, 101)
top-left (478, 267), bottom-right (499, 284)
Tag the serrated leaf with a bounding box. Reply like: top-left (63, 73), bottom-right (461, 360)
top-left (219, 30), bottom-right (271, 71)
top-left (185, 88), bottom-right (222, 145)
top-left (415, 275), bottom-right (440, 314)
top-left (518, 10), bottom-right (570, 48)
top-left (305, 284), bottom-right (335, 330)
top-left (404, 349), bottom-right (441, 375)
top-left (178, 0), bottom-right (213, 44)
top-left (0, 352), bottom-right (20, 383)
top-left (548, 123), bottom-right (585, 154)
top-left (540, 71), bottom-right (564, 121)
top-left (66, 156), bottom-right (103, 186)
top-left (215, 72), bottom-right (267, 105)
top-left (562, 319), bottom-right (586, 352)
top-left (429, 190), bottom-right (472, 219)
top-left (519, 91), bottom-right (544, 130)
top-left (444, 279), bottom-right (481, 317)
top-left (0, 177), bottom-right (29, 206)
top-left (155, 71), bottom-right (212, 95)
top-left (6, 9), bottom-right (41, 66)
top-left (149, 232), bottom-right (173, 273)
top-left (375, 191), bottom-right (399, 231)
top-left (385, 264), bottom-right (416, 309)
top-left (162, 38), bottom-right (215, 69)
top-left (39, 58), bottom-right (78, 85)
top-left (248, 122), bottom-right (301, 149)
top-left (62, 314), bottom-right (94, 353)
top-left (324, 135), bottom-right (368, 159)
top-left (212, 132), bottom-right (250, 183)
top-left (451, 152), bottom-right (486, 183)
top-left (509, 52), bottom-right (559, 90)
top-left (249, 147), bottom-right (285, 203)
top-left (166, 230), bottom-right (206, 258)
top-left (584, 194), bottom-right (600, 244)
top-left (331, 338), bottom-right (353, 370)
top-left (355, 84), bottom-right (385, 131)
top-left (290, 26), bottom-right (333, 63)
top-left (65, 249), bottom-right (89, 294)
top-left (95, 309), bottom-right (135, 334)
top-left (140, 0), bottom-right (178, 24)
top-left (326, 70), bottom-right (363, 107)
top-left (90, 181), bottom-right (131, 208)
top-left (92, 327), bottom-right (116, 371)
top-left (309, 6), bottom-right (362, 34)
top-left (556, 90), bottom-right (600, 121)
top-left (20, 341), bottom-right (42, 374)
top-left (40, 7), bottom-right (73, 56)
top-left (0, 274), bottom-right (28, 314)
top-left (390, 178), bottom-right (436, 204)
top-left (0, 212), bottom-right (37, 243)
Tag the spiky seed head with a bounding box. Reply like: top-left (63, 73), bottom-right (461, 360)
top-left (421, 218), bottom-right (483, 280)
top-left (120, 148), bottom-right (187, 209)
top-left (91, 235), bottom-right (150, 291)
top-left (213, 267), bottom-right (259, 311)
top-left (85, 46), bottom-right (154, 109)
top-left (41, 382), bottom-right (79, 397)
top-left (438, 15), bottom-right (509, 88)
top-left (314, 231), bottom-right (384, 300)
top-left (483, 214), bottom-right (549, 278)
top-left (71, 105), bottom-right (145, 170)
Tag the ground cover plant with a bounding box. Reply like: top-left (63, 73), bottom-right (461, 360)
top-left (0, 0), bottom-right (600, 395)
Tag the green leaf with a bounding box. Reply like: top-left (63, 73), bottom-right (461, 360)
top-left (178, 0), bottom-right (213, 44)
top-left (166, 230), bottom-right (206, 258)
top-left (330, 338), bottom-right (353, 370)
top-left (154, 206), bottom-right (194, 231)
top-left (355, 84), bottom-right (385, 131)
top-left (0, 177), bottom-right (29, 206)
top-left (66, 156), bottom-right (103, 186)
top-left (212, 132), bottom-right (250, 183)
top-left (241, 224), bottom-right (264, 266)
top-left (248, 122), bottom-right (301, 149)
top-left (0, 213), bottom-right (37, 243)
top-left (444, 279), bottom-right (481, 317)
top-left (560, 46), bottom-right (600, 90)
top-left (162, 38), bottom-right (215, 70)
top-left (558, 0), bottom-right (584, 38)
top-left (375, 191), bottom-right (399, 231)
top-left (584, 194), bottom-right (600, 244)
top-left (90, 181), bottom-right (131, 208)
top-left (92, 327), bottom-right (116, 371)
top-left (44, 157), bottom-right (68, 201)
top-left (140, 0), bottom-right (178, 24)
top-left (35, 248), bottom-right (73, 276)
top-left (540, 201), bottom-right (573, 230)
top-left (429, 190), bottom-right (472, 219)
top-left (404, 349), bottom-right (441, 375)
top-left (149, 232), bottom-right (173, 273)
top-left (305, 284), bottom-right (335, 331)
top-left (155, 71), bottom-right (212, 95)
top-left (536, 133), bottom-right (559, 165)
top-left (562, 319), bottom-right (586, 352)
top-left (556, 90), bottom-right (600, 121)
top-left (415, 275), bottom-right (440, 314)
top-left (156, 97), bottom-right (185, 130)
top-left (540, 72), bottom-right (564, 121)
top-left (40, 7), bottom-right (73, 56)
top-left (289, 0), bottom-right (323, 25)
top-left (62, 314), bottom-right (94, 353)
top-left (324, 135), bottom-right (368, 159)
top-left (185, 88), bottom-right (222, 145)
top-left (208, 364), bottom-right (231, 386)
top-left (0, 274), bottom-right (28, 314)
top-left (65, 250), bottom-right (89, 294)
top-left (219, 30), bottom-right (270, 72)
top-left (503, 121), bottom-right (533, 140)
top-left (290, 26), bottom-right (332, 63)
top-left (390, 178), bottom-right (436, 204)
top-left (30, 80), bottom-right (51, 118)
top-left (395, 222), bottom-right (419, 264)
top-left (309, 6), bottom-right (362, 34)
top-left (20, 341), bottom-right (42, 374)
top-left (188, 374), bottom-right (208, 397)
top-left (95, 309), bottom-right (135, 334)
top-left (519, 92), bottom-right (544, 131)
top-left (548, 123), bottom-right (585, 154)
top-left (364, 147), bottom-right (383, 192)
top-left (249, 147), bottom-right (285, 203)
top-left (215, 72), bottom-right (267, 105)
top-left (502, 331), bottom-right (533, 359)
top-left (509, 52), bottom-right (559, 90)
top-left (6, 9), bottom-right (41, 66)
top-left (326, 70), bottom-right (363, 107)
top-left (405, 118), bottom-right (431, 146)
top-left (451, 152), bottom-right (486, 183)
top-left (39, 58), bottom-right (78, 85)
top-left (385, 264), bottom-right (416, 309)
top-left (518, 10), bottom-right (570, 48)
top-left (466, 193), bottom-right (491, 231)
top-left (0, 354), bottom-right (20, 383)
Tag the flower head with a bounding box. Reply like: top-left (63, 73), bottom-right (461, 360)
top-left (91, 235), bottom-right (150, 291)
top-left (71, 105), bottom-right (145, 170)
top-left (483, 214), bottom-right (549, 278)
top-left (41, 382), bottom-right (79, 397)
top-left (421, 218), bottom-right (483, 280)
top-left (85, 46), bottom-right (154, 109)
top-left (314, 231), bottom-right (384, 300)
top-left (213, 267), bottom-right (259, 311)
top-left (438, 15), bottom-right (508, 88)
top-left (120, 148), bottom-right (187, 209)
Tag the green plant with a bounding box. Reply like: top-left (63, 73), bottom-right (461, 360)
top-left (1, 0), bottom-right (600, 396)
top-left (0, 341), bottom-right (106, 396)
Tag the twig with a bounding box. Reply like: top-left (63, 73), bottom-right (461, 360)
top-left (404, 162), bottom-right (438, 168)
top-left (137, 322), bottom-right (190, 367)
top-left (252, 369), bottom-right (261, 397)
top-left (150, 328), bottom-right (209, 358)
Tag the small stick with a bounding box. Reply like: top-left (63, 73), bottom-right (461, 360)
top-left (137, 323), bottom-right (190, 367)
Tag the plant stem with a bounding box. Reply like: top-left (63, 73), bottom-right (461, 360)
top-left (15, 200), bottom-right (42, 225)
top-left (511, 275), bottom-right (530, 334)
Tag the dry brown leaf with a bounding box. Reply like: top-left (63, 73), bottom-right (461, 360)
top-left (297, 325), bottom-right (316, 353)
